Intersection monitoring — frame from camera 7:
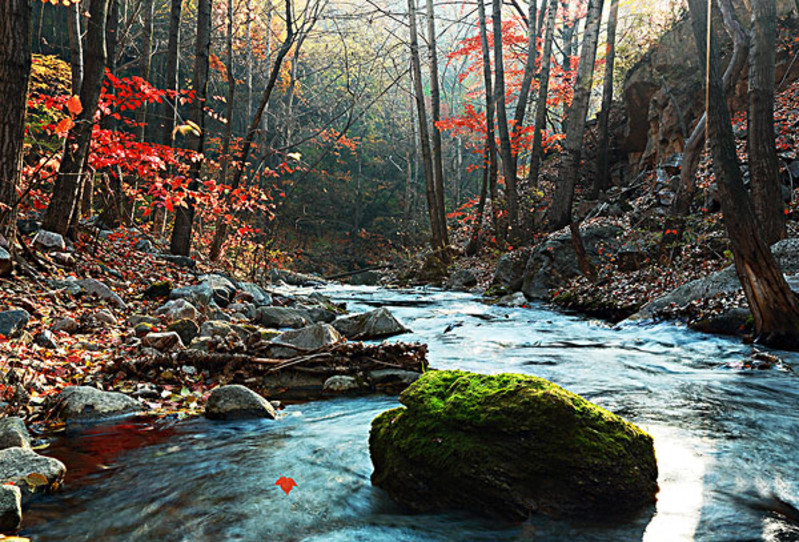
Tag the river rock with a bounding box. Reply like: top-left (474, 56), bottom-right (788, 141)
top-left (167, 319), bottom-right (200, 345)
top-left (0, 310), bottom-right (30, 338)
top-left (368, 369), bottom-right (421, 387)
top-left (94, 309), bottom-right (117, 325)
top-left (198, 274), bottom-right (238, 307)
top-left (0, 247), bottom-right (10, 276)
top-left (448, 269), bottom-right (478, 292)
top-left (53, 386), bottom-right (142, 422)
top-left (370, 370), bottom-right (658, 520)
top-left (142, 331), bottom-right (184, 351)
top-left (236, 282), bottom-right (272, 306)
top-left (199, 320), bottom-right (234, 339)
top-left (350, 270), bottom-right (380, 286)
top-left (0, 418), bottom-right (30, 450)
top-left (269, 269), bottom-right (326, 286)
top-left (0, 484), bottom-right (21, 532)
top-left (76, 278), bottom-right (127, 309)
top-left (332, 308), bottom-right (408, 340)
top-left (0, 447), bottom-right (66, 488)
top-left (205, 385), bottom-right (276, 420)
top-left (169, 284), bottom-right (214, 307)
top-left (300, 304), bottom-right (338, 324)
top-left (690, 307), bottom-right (753, 337)
top-left (155, 299), bottom-right (199, 323)
top-left (32, 230), bottom-right (66, 251)
top-left (270, 323), bottom-right (341, 358)
top-left (491, 250), bottom-right (530, 293)
top-left (323, 375), bottom-right (365, 393)
top-left (255, 307), bottom-right (309, 329)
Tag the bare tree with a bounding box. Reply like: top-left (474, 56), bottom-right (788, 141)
top-left (591, 0), bottom-right (619, 199)
top-left (528, 0), bottom-right (558, 189)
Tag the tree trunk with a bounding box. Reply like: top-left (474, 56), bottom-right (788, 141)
top-left (67, 1), bottom-right (83, 94)
top-left (687, 0), bottom-right (799, 349)
top-left (548, 0), bottom-right (605, 231)
top-left (511, 0), bottom-right (539, 175)
top-left (493, 0), bottom-right (521, 241)
top-left (43, 0), bottom-right (109, 237)
top-left (528, 0), bottom-right (558, 188)
top-left (245, 0), bottom-right (253, 133)
top-left (0, 0), bottom-right (32, 250)
top-left (466, 140), bottom-right (490, 255)
top-left (477, 0), bottom-right (499, 242)
top-left (425, 0), bottom-right (449, 247)
top-left (169, 0), bottom-right (211, 256)
top-left (748, 0), bottom-right (785, 244)
top-left (136, 0), bottom-right (154, 142)
top-left (591, 0), bottom-right (619, 199)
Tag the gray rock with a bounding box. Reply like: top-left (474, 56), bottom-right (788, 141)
top-left (229, 302), bottom-right (256, 320)
top-left (154, 253), bottom-right (196, 268)
top-left (94, 309), bottom-right (117, 325)
top-left (496, 292), bottom-right (528, 307)
top-left (323, 375), bottom-right (364, 393)
top-left (166, 319), bottom-right (199, 345)
top-left (0, 247), bottom-right (10, 276)
top-left (199, 320), bottom-right (234, 339)
top-left (155, 299), bottom-right (199, 323)
top-left (135, 239), bottom-right (154, 253)
top-left (255, 307), bottom-right (309, 329)
top-left (0, 418), bottom-right (30, 451)
top-left (300, 304), bottom-right (338, 324)
top-left (205, 385), bottom-right (276, 420)
top-left (271, 324), bottom-right (341, 358)
top-left (492, 250), bottom-right (530, 292)
top-left (349, 270), bottom-right (380, 286)
top-left (142, 331), bottom-right (184, 351)
top-left (368, 369), bottom-right (421, 386)
top-left (127, 314), bottom-right (160, 327)
top-left (52, 252), bottom-right (74, 266)
top-left (332, 308), bottom-right (408, 340)
top-left (237, 282), bottom-right (272, 306)
top-left (448, 269), bottom-right (478, 292)
top-left (143, 280), bottom-right (172, 299)
top-left (52, 317), bottom-right (79, 334)
top-left (269, 268), bottom-right (326, 286)
top-left (53, 386), bottom-right (142, 422)
top-left (35, 330), bottom-right (58, 349)
top-left (690, 307), bottom-right (753, 337)
top-left (169, 284), bottom-right (214, 307)
top-left (0, 447), bottom-right (66, 487)
top-left (32, 230), bottom-right (66, 251)
top-left (76, 278), bottom-right (127, 309)
top-left (0, 484), bottom-right (21, 532)
top-left (0, 310), bottom-right (30, 338)
top-left (198, 274), bottom-right (238, 307)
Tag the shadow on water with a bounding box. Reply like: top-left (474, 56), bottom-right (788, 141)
top-left (21, 286), bottom-right (799, 541)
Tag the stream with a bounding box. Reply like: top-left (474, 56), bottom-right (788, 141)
top-left (21, 286), bottom-right (799, 541)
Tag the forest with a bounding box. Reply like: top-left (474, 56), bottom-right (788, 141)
top-left (0, 0), bottom-right (798, 539)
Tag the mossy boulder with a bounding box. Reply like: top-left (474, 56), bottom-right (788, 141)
top-left (369, 370), bottom-right (658, 520)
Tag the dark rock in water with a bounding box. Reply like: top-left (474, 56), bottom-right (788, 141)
top-left (154, 253), bottom-right (196, 268)
top-left (350, 270), bottom-right (380, 286)
top-left (143, 280), bottom-right (172, 299)
top-left (332, 308), bottom-right (408, 340)
top-left (415, 253), bottom-right (449, 284)
top-left (448, 269), bottom-right (477, 292)
top-left (167, 319), bottom-right (200, 345)
top-left (0, 418), bottom-right (31, 451)
top-left (690, 307), bottom-right (753, 337)
top-left (0, 484), bottom-right (21, 532)
top-left (205, 385), bottom-right (276, 420)
top-left (256, 307), bottom-right (309, 329)
top-left (323, 375), bottom-right (366, 393)
top-left (0, 447), bottom-right (66, 489)
top-left (370, 370), bottom-right (658, 520)
top-left (52, 386), bottom-right (143, 422)
top-left (0, 310), bottom-right (30, 338)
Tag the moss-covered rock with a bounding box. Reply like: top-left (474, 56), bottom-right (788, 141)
top-left (143, 280), bottom-right (173, 299)
top-left (369, 370), bottom-right (658, 520)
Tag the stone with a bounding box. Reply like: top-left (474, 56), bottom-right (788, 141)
top-left (270, 324), bottom-right (341, 358)
top-left (16, 219), bottom-right (40, 236)
top-left (269, 269), bottom-right (326, 286)
top-left (76, 278), bottom-right (127, 309)
top-left (0, 447), bottom-right (66, 488)
top-left (169, 284), bottom-right (214, 307)
top-left (349, 270), bottom-right (380, 286)
top-left (155, 299), bottom-right (199, 323)
top-left (323, 375), bottom-right (365, 393)
top-left (255, 307), bottom-right (309, 329)
top-left (198, 320), bottom-right (234, 339)
top-left (368, 369), bottom-right (421, 387)
top-left (167, 319), bottom-right (200, 345)
top-left (127, 314), bottom-right (160, 327)
top-left (491, 250), bottom-right (530, 292)
top-left (370, 370), bottom-right (658, 520)
top-left (332, 307), bottom-right (408, 340)
top-left (0, 418), bottom-right (30, 451)
top-left (52, 252), bottom-right (75, 266)
top-left (300, 304), bottom-right (338, 324)
top-left (229, 302), bottom-right (256, 320)
top-left (94, 309), bottom-right (118, 325)
top-left (133, 323), bottom-right (156, 338)
top-left (690, 307), bottom-right (753, 337)
top-left (52, 386), bottom-right (142, 422)
top-left (32, 230), bottom-right (66, 251)
top-left (142, 331), bottom-right (184, 351)
top-left (154, 253), bottom-right (196, 268)
top-left (495, 292), bottom-right (528, 307)
top-left (34, 330), bottom-right (58, 349)
top-left (448, 269), bottom-right (478, 292)
top-left (198, 274), bottom-right (238, 307)
top-left (0, 247), bottom-right (10, 276)
top-left (135, 238), bottom-right (154, 253)
top-left (205, 385), bottom-right (276, 420)
top-left (0, 310), bottom-right (30, 338)
top-left (0, 484), bottom-right (21, 532)
top-left (237, 282), bottom-right (272, 306)
top-left (143, 280), bottom-right (172, 299)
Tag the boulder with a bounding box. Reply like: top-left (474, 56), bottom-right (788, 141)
top-left (368, 369), bottom-right (421, 392)
top-left (350, 270), bottom-right (380, 286)
top-left (52, 317), bottom-right (78, 334)
top-left (53, 386), bottom-right (142, 422)
top-left (51, 252), bottom-right (74, 266)
top-left (270, 323), bottom-right (341, 358)
top-left (0, 418), bottom-right (30, 451)
top-left (198, 320), bottom-right (234, 339)
top-left (142, 331), bottom-right (184, 351)
top-left (236, 282), bottom-right (272, 306)
top-left (370, 370), bottom-right (658, 520)
top-left (127, 314), bottom-right (160, 327)
top-left (0, 310), bottom-right (30, 338)
top-left (169, 284), bottom-right (214, 307)
top-left (690, 307), bottom-right (753, 337)
top-left (0, 447), bottom-right (66, 488)
top-left (32, 230), bottom-right (66, 251)
top-left (228, 302), bottom-right (256, 320)
top-left (269, 268), bottom-right (325, 286)
top-left (0, 484), bottom-right (21, 532)
top-left (496, 292), bottom-right (528, 307)
top-left (76, 278), bottom-right (127, 309)
top-left (143, 280), bottom-right (172, 299)
top-left (94, 309), bottom-right (118, 325)
top-left (198, 274), bottom-right (238, 307)
top-left (323, 375), bottom-right (365, 393)
top-left (300, 304), bottom-right (338, 324)
top-left (0, 247), bottom-right (10, 276)
top-left (205, 385), bottom-right (276, 420)
top-left (448, 269), bottom-right (478, 292)
top-left (255, 307), bottom-right (309, 329)
top-left (155, 299), bottom-right (199, 323)
top-left (166, 319), bottom-right (200, 345)
top-left (492, 250), bottom-right (529, 292)
top-left (332, 308), bottom-right (408, 340)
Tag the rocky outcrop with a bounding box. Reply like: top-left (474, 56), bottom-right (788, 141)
top-left (205, 385), bottom-right (276, 420)
top-left (332, 308), bottom-right (409, 340)
top-left (52, 386), bottom-right (143, 422)
top-left (370, 370), bottom-right (658, 520)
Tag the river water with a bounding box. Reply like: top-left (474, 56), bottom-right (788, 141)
top-left (21, 287), bottom-right (799, 541)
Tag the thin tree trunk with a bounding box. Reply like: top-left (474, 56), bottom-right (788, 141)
top-left (591, 0), bottom-right (619, 199)
top-left (404, 88), bottom-right (416, 223)
top-left (477, 0), bottom-right (499, 239)
top-left (466, 141), bottom-right (490, 255)
top-left (548, 0), bottom-right (605, 231)
top-left (748, 0), bottom-right (785, 244)
top-left (170, 0), bottom-right (211, 256)
top-left (528, 0), bottom-right (558, 187)
top-left (67, 1), bottom-right (83, 94)
top-left (136, 0), bottom-right (154, 142)
top-left (245, 0), bottom-right (253, 133)
top-left (43, 0), bottom-right (109, 237)
top-left (687, 0), bottom-right (799, 349)
top-left (511, 0), bottom-right (539, 175)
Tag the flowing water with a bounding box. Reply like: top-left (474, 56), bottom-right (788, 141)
top-left (21, 287), bottom-right (799, 541)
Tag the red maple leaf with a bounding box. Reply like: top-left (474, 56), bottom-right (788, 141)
top-left (275, 476), bottom-right (297, 496)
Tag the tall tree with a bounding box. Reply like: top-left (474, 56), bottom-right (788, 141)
top-left (548, 0), bottom-right (605, 230)
top-left (43, 0), bottom-right (109, 236)
top-left (0, 0), bottom-right (32, 255)
top-left (591, 0), bottom-right (619, 199)
top-left (686, 0), bottom-right (799, 348)
top-left (169, 0), bottom-right (211, 256)
top-left (136, 0), bottom-right (154, 142)
top-left (66, 1), bottom-right (83, 94)
top-left (511, 0), bottom-right (539, 176)
top-left (528, 0), bottom-right (558, 189)
top-left (748, 0), bottom-right (785, 244)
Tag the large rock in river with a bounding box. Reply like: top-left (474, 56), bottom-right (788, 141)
top-left (332, 308), bottom-right (408, 340)
top-left (370, 370), bottom-right (658, 520)
top-left (205, 385), bottom-right (276, 420)
top-left (52, 386), bottom-right (143, 422)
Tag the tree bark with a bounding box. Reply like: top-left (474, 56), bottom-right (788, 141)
top-left (511, 0), bottom-right (539, 175)
top-left (476, 0), bottom-right (499, 244)
top-left (687, 0), bottom-right (799, 349)
top-left (0, 0), bottom-right (32, 249)
top-left (528, 0), bottom-right (558, 188)
top-left (136, 0), bottom-right (154, 142)
top-left (43, 0), bottom-right (109, 236)
top-left (748, 0), bottom-right (785, 244)
top-left (591, 0), bottom-right (619, 199)
top-left (67, 1), bottom-right (83, 94)
top-left (548, 0), bottom-right (605, 231)
top-left (169, 0), bottom-right (211, 256)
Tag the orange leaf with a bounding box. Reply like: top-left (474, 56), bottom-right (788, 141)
top-left (55, 117), bottom-right (74, 136)
top-left (67, 95), bottom-right (83, 116)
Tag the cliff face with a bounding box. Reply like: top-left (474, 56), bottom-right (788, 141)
top-left (619, 1), bottom-right (799, 174)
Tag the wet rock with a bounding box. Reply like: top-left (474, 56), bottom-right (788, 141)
top-left (53, 386), bottom-right (142, 422)
top-left (300, 304), bottom-right (338, 324)
top-left (34, 330), bottom-right (58, 349)
top-left (154, 253), bottom-right (195, 268)
top-left (0, 310), bottom-right (30, 338)
top-left (448, 269), bottom-right (478, 292)
top-left (368, 369), bottom-right (421, 390)
top-left (323, 375), bottom-right (365, 393)
top-left (269, 269), bottom-right (326, 286)
top-left (0, 247), bottom-right (10, 276)
top-left (142, 331), bottom-right (184, 351)
top-left (491, 250), bottom-right (530, 293)
top-left (496, 292), bottom-right (528, 307)
top-left (0, 447), bottom-right (66, 488)
top-left (167, 319), bottom-right (200, 345)
top-left (255, 307), bottom-right (309, 329)
top-left (0, 484), bottom-right (22, 532)
top-left (76, 278), bottom-right (127, 309)
top-left (270, 324), bottom-right (341, 358)
top-left (205, 385), bottom-right (276, 420)
top-left (94, 309), bottom-right (117, 325)
top-left (198, 320), bottom-right (234, 339)
top-left (690, 307), bottom-right (753, 337)
top-left (332, 308), bottom-right (408, 340)
top-left (32, 230), bottom-right (65, 251)
top-left (0, 418), bottom-right (30, 451)
top-left (237, 282), bottom-right (272, 306)
top-left (370, 370), bottom-right (658, 520)
top-left (350, 270), bottom-right (380, 286)
top-left (155, 299), bottom-right (199, 323)
top-left (143, 280), bottom-right (172, 299)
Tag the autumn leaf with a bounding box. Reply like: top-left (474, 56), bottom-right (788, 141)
top-left (275, 476), bottom-right (297, 495)
top-left (54, 117), bottom-right (74, 136)
top-left (67, 94), bottom-right (83, 116)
